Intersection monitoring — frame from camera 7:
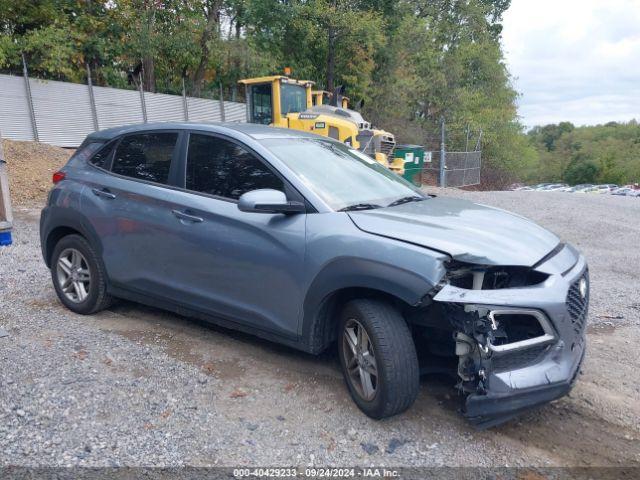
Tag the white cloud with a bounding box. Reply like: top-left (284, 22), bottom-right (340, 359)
top-left (501, 0), bottom-right (640, 127)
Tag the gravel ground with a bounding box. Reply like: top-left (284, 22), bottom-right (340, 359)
top-left (1, 192), bottom-right (639, 468)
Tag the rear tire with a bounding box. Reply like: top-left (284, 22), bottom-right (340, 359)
top-left (338, 299), bottom-right (419, 419)
top-left (51, 234), bottom-right (113, 315)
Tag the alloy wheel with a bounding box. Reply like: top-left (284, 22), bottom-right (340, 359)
top-left (56, 248), bottom-right (91, 303)
top-left (342, 318), bottom-right (378, 401)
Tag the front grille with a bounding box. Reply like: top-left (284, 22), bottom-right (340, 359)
top-left (380, 138), bottom-right (396, 157)
top-left (567, 269), bottom-right (589, 336)
top-left (356, 133), bottom-right (375, 155)
top-left (492, 345), bottom-right (549, 372)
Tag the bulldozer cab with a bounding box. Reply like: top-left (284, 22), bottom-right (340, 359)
top-left (312, 90), bottom-right (332, 106)
top-left (312, 90), bottom-right (350, 109)
top-left (239, 76), bottom-right (313, 128)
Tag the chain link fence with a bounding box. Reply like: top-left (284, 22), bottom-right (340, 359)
top-left (422, 150), bottom-right (482, 188)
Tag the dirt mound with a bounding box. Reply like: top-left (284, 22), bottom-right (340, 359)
top-left (1, 140), bottom-right (74, 207)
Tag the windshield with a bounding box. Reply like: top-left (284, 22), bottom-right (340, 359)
top-left (281, 83), bottom-right (307, 115)
top-left (263, 138), bottom-right (424, 211)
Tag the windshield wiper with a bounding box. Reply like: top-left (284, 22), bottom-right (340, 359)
top-left (387, 195), bottom-right (426, 207)
top-left (338, 203), bottom-right (382, 212)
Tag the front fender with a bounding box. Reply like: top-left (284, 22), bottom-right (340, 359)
top-left (300, 217), bottom-right (449, 352)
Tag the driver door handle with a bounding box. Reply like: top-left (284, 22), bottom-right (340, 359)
top-left (172, 209), bottom-right (204, 223)
top-left (92, 188), bottom-right (116, 199)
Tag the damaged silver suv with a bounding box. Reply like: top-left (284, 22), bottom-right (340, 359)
top-left (40, 123), bottom-right (588, 428)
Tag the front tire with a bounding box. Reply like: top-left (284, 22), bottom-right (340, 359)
top-left (338, 299), bottom-right (419, 419)
top-left (51, 234), bottom-right (113, 315)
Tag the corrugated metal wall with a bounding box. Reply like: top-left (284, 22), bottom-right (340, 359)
top-left (0, 74), bottom-right (246, 147)
top-left (93, 84), bottom-right (145, 130)
top-left (145, 91), bottom-right (185, 122)
top-left (30, 77), bottom-right (96, 147)
top-left (187, 96), bottom-right (223, 123)
top-left (0, 75), bottom-right (35, 142)
top-left (224, 101), bottom-right (247, 123)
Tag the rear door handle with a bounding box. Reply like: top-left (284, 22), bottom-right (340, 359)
top-left (92, 188), bottom-right (116, 199)
top-left (172, 209), bottom-right (204, 223)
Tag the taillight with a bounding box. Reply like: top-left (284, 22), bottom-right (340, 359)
top-left (52, 171), bottom-right (66, 184)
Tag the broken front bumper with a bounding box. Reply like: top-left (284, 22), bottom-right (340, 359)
top-left (434, 245), bottom-right (589, 428)
top-left (464, 340), bottom-right (585, 428)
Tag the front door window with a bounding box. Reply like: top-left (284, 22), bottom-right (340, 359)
top-left (186, 134), bottom-right (284, 200)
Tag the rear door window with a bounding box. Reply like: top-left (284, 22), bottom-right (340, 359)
top-left (112, 132), bottom-right (178, 184)
top-left (186, 133), bottom-right (283, 200)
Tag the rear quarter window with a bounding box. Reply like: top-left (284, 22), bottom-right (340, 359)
top-left (70, 142), bottom-right (103, 163)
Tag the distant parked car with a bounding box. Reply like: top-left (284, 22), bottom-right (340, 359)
top-left (612, 187), bottom-right (640, 197)
top-left (564, 184), bottom-right (592, 192)
top-left (538, 183), bottom-right (567, 191)
top-left (588, 184), bottom-right (618, 194)
top-left (532, 183), bottom-right (554, 191)
top-left (573, 185), bottom-right (596, 193)
top-left (545, 184), bottom-right (569, 191)
top-left (611, 187), bottom-right (629, 195)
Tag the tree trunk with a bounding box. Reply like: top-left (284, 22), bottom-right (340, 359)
top-left (142, 56), bottom-right (155, 92)
top-left (231, 7), bottom-right (243, 101)
top-left (192, 1), bottom-right (221, 97)
top-left (326, 26), bottom-right (336, 92)
top-left (325, 0), bottom-right (338, 93)
top-left (142, 3), bottom-right (156, 92)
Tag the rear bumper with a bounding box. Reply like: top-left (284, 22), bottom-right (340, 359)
top-left (464, 344), bottom-right (585, 429)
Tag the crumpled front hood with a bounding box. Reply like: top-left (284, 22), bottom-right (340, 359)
top-left (348, 197), bottom-right (560, 266)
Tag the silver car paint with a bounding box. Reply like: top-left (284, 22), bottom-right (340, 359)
top-left (55, 124), bottom-right (450, 342)
top-left (348, 197), bottom-right (561, 266)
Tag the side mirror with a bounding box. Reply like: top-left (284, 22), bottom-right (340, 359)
top-left (238, 189), bottom-right (305, 214)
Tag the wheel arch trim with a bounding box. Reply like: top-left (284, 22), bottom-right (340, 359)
top-left (41, 207), bottom-right (104, 268)
top-left (300, 257), bottom-right (439, 353)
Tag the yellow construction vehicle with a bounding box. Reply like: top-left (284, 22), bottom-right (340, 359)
top-left (312, 89), bottom-right (349, 109)
top-left (312, 90), bottom-right (331, 106)
top-left (239, 75), bottom-right (401, 172)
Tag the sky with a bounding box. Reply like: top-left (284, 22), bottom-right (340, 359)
top-left (501, 0), bottom-right (640, 128)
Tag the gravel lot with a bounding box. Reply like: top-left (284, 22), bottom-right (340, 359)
top-left (1, 191), bottom-right (639, 468)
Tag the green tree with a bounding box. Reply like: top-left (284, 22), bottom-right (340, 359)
top-left (564, 159), bottom-right (599, 185)
top-left (246, 0), bottom-right (384, 100)
top-left (366, 0), bottom-right (533, 184)
top-left (526, 120), bottom-right (640, 185)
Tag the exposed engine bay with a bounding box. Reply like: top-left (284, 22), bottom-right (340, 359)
top-left (406, 258), bottom-right (588, 428)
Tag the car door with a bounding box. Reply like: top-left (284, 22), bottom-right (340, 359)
top-left (80, 130), bottom-right (188, 293)
top-left (161, 132), bottom-right (307, 339)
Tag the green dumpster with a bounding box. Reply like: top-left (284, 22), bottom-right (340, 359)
top-left (394, 145), bottom-right (425, 186)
